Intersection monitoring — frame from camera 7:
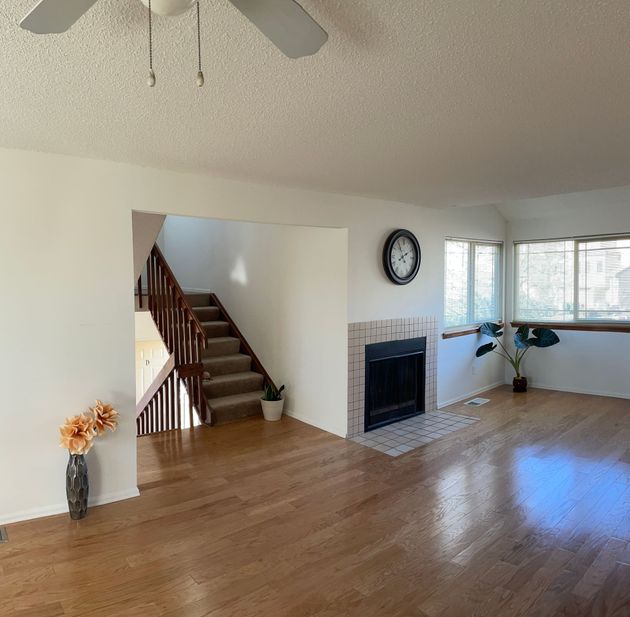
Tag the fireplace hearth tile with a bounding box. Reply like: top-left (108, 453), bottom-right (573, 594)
top-left (349, 410), bottom-right (479, 457)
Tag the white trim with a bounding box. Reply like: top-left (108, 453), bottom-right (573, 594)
top-left (438, 380), bottom-right (507, 408)
top-left (0, 487), bottom-right (140, 526)
top-left (525, 383), bottom-right (630, 400)
top-left (181, 287), bottom-right (212, 294)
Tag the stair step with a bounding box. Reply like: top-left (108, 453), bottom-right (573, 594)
top-left (204, 371), bottom-right (264, 398)
top-left (201, 337), bottom-right (241, 358)
top-left (202, 353), bottom-right (252, 377)
top-left (208, 390), bottom-right (264, 425)
top-left (202, 321), bottom-right (230, 338)
top-left (185, 293), bottom-right (212, 307)
top-left (192, 306), bottom-right (220, 321)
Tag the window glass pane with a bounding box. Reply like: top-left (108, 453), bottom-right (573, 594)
top-left (577, 239), bottom-right (630, 321)
top-left (473, 243), bottom-right (500, 322)
top-left (445, 239), bottom-right (502, 328)
top-left (444, 240), bottom-right (469, 328)
top-left (515, 241), bottom-right (574, 321)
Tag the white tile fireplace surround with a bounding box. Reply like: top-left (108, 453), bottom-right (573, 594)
top-left (347, 317), bottom-right (438, 437)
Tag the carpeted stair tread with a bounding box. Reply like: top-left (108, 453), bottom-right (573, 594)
top-left (185, 293), bottom-right (212, 307)
top-left (201, 337), bottom-right (241, 357)
top-left (202, 353), bottom-right (252, 376)
top-left (201, 321), bottom-right (230, 337)
top-left (203, 371), bottom-right (264, 398)
top-left (192, 306), bottom-right (221, 321)
top-left (207, 390), bottom-right (264, 424)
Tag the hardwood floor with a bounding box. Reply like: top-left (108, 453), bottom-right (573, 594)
top-left (2, 386), bottom-right (630, 616)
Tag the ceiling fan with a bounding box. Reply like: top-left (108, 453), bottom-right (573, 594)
top-left (19, 0), bottom-right (328, 59)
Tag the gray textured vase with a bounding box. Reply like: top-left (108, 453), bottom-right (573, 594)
top-left (66, 453), bottom-right (89, 520)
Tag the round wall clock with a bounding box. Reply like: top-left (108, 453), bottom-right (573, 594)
top-left (382, 229), bottom-right (421, 285)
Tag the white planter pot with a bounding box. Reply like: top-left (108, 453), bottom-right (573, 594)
top-left (261, 399), bottom-right (284, 421)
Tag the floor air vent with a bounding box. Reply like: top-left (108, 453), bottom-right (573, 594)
top-left (0, 527), bottom-right (8, 543)
top-left (465, 397), bottom-right (490, 407)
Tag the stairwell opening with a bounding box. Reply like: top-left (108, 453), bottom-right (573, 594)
top-left (133, 212), bottom-right (348, 439)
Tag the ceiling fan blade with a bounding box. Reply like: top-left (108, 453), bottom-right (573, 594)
top-left (227, 0), bottom-right (328, 59)
top-left (20, 0), bottom-right (100, 34)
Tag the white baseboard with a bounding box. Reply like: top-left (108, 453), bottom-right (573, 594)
top-left (525, 383), bottom-right (630, 400)
top-left (0, 487), bottom-right (140, 526)
top-left (181, 287), bottom-right (212, 294)
top-left (438, 380), bottom-right (507, 409)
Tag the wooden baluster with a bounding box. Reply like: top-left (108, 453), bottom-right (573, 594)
top-left (147, 256), bottom-right (153, 314)
top-left (175, 301), bottom-right (182, 365)
top-left (158, 267), bottom-right (164, 336)
top-left (151, 253), bottom-right (159, 330)
top-left (159, 387), bottom-right (164, 433)
top-left (159, 259), bottom-right (164, 332)
top-left (188, 377), bottom-right (193, 427)
top-left (165, 280), bottom-right (173, 353)
top-left (169, 372), bottom-right (175, 430)
top-left (175, 373), bottom-right (181, 429)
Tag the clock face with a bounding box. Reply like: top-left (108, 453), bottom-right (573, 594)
top-left (383, 229), bottom-right (421, 285)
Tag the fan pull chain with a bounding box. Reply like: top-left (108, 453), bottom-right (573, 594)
top-left (196, 1), bottom-right (204, 87)
top-left (147, 0), bottom-right (156, 87)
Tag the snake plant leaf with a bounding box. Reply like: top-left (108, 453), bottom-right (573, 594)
top-left (479, 322), bottom-right (503, 338)
top-left (528, 328), bottom-right (560, 348)
top-left (476, 342), bottom-right (497, 357)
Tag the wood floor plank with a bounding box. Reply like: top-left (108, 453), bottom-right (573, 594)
top-left (1, 386), bottom-right (630, 616)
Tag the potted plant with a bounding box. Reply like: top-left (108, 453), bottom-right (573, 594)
top-left (261, 383), bottom-right (285, 421)
top-left (476, 323), bottom-right (560, 392)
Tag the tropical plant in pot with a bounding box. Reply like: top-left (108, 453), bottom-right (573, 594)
top-left (261, 383), bottom-right (285, 421)
top-left (476, 323), bottom-right (560, 392)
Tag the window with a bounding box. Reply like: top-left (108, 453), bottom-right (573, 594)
top-left (444, 239), bottom-right (502, 329)
top-left (515, 236), bottom-right (630, 322)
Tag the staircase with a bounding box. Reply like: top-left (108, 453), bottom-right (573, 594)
top-left (187, 293), bottom-right (271, 425)
top-left (136, 244), bottom-right (275, 434)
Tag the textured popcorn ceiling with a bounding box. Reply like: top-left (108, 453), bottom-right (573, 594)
top-left (2, 1), bottom-right (630, 207)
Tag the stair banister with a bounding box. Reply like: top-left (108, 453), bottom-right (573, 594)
top-left (136, 243), bottom-right (209, 434)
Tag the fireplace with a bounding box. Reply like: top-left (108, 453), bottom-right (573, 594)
top-left (364, 337), bottom-right (426, 431)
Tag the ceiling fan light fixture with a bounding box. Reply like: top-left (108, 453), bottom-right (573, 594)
top-left (139, 0), bottom-right (197, 16)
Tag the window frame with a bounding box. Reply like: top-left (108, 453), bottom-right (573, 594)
top-left (513, 233), bottom-right (630, 325)
top-left (443, 237), bottom-right (504, 332)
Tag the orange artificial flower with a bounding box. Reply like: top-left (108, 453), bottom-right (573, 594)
top-left (59, 413), bottom-right (97, 455)
top-left (91, 400), bottom-right (119, 434)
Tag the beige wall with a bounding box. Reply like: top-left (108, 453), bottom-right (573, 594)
top-left (0, 147), bottom-right (505, 524)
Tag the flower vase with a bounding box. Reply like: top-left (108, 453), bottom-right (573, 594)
top-left (66, 453), bottom-right (89, 520)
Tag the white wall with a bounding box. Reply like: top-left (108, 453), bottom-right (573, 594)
top-left (503, 186), bottom-right (630, 398)
top-left (160, 216), bottom-right (348, 436)
top-left (0, 147), bottom-right (505, 524)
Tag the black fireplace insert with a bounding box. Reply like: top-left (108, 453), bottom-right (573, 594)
top-left (364, 337), bottom-right (426, 431)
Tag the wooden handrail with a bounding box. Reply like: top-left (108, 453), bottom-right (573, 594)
top-left (151, 243), bottom-right (208, 348)
top-left (209, 292), bottom-right (277, 393)
top-left (136, 353), bottom-right (175, 418)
